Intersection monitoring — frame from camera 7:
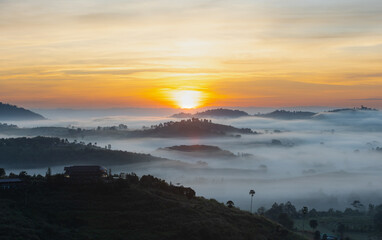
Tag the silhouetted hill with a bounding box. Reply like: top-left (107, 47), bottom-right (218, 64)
top-left (158, 144), bottom-right (237, 158)
top-left (0, 137), bottom-right (173, 169)
top-left (256, 110), bottom-right (316, 120)
top-left (0, 102), bottom-right (45, 120)
top-left (0, 118), bottom-right (256, 138)
top-left (172, 108), bottom-right (250, 118)
top-left (328, 105), bottom-right (377, 113)
top-left (134, 118), bottom-right (255, 137)
top-left (0, 175), bottom-right (306, 240)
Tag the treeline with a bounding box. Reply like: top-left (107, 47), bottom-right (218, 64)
top-left (0, 170), bottom-right (196, 200)
top-left (257, 201), bottom-right (382, 237)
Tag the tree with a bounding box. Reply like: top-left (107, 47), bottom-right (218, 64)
top-left (337, 223), bottom-right (345, 239)
top-left (226, 200), bottom-right (234, 208)
top-left (368, 203), bottom-right (375, 215)
top-left (313, 230), bottom-right (321, 240)
top-left (351, 200), bottom-right (364, 212)
top-left (374, 206), bottom-right (382, 232)
top-left (18, 171), bottom-right (28, 178)
top-left (46, 167), bottom-right (52, 177)
top-left (257, 206), bottom-right (266, 215)
top-left (302, 206), bottom-right (308, 231)
top-left (309, 219), bottom-right (318, 230)
top-left (0, 168), bottom-right (5, 177)
top-left (249, 189), bottom-right (255, 213)
top-left (278, 213), bottom-right (294, 230)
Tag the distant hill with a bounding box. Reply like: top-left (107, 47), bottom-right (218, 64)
top-left (0, 175), bottom-right (305, 240)
top-left (0, 102), bottom-right (45, 121)
top-left (256, 110), bottom-right (316, 120)
top-left (134, 118), bottom-right (255, 137)
top-left (328, 105), bottom-right (377, 113)
top-left (0, 118), bottom-right (256, 138)
top-left (0, 137), bottom-right (173, 169)
top-left (172, 108), bottom-right (250, 118)
top-left (158, 144), bottom-right (238, 158)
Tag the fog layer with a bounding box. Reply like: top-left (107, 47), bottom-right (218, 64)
top-left (2, 108), bottom-right (382, 211)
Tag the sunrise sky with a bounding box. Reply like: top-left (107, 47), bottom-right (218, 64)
top-left (1, 0), bottom-right (382, 109)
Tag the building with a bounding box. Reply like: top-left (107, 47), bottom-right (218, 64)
top-left (0, 178), bottom-right (23, 190)
top-left (64, 166), bottom-right (108, 182)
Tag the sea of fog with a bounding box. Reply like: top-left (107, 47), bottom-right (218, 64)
top-left (2, 107), bottom-right (382, 212)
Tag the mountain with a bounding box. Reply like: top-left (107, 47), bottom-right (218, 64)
top-left (256, 110), bottom-right (316, 120)
top-left (172, 108), bottom-right (250, 118)
top-left (0, 102), bottom-right (45, 121)
top-left (0, 174), bottom-right (306, 240)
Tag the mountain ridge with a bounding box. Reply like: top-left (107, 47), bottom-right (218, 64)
top-left (0, 102), bottom-right (45, 121)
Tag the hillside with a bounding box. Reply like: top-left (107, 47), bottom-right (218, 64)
top-left (158, 145), bottom-right (237, 158)
top-left (0, 102), bottom-right (45, 121)
top-left (135, 118), bottom-right (254, 137)
top-left (0, 119), bottom-right (255, 139)
top-left (328, 105), bottom-right (377, 112)
top-left (0, 174), bottom-right (306, 240)
top-left (256, 110), bottom-right (316, 120)
top-left (172, 108), bottom-right (250, 118)
top-left (0, 137), bottom-right (172, 169)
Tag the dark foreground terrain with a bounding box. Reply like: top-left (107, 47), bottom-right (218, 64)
top-left (0, 174), bottom-right (306, 240)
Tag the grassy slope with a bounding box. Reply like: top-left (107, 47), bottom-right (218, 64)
top-left (0, 181), bottom-right (307, 240)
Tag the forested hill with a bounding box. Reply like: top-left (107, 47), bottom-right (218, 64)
top-left (135, 118), bottom-right (255, 137)
top-left (0, 102), bottom-right (45, 121)
top-left (0, 118), bottom-right (256, 138)
top-left (256, 110), bottom-right (316, 120)
top-left (158, 144), bottom-right (237, 158)
top-left (0, 174), bottom-right (307, 240)
top-left (172, 108), bottom-right (250, 118)
top-left (0, 137), bottom-right (171, 169)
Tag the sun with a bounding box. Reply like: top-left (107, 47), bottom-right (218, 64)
top-left (171, 90), bottom-right (202, 109)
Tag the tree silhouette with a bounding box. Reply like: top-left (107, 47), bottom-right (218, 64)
top-left (257, 206), bottom-right (265, 215)
top-left (0, 168), bottom-right (5, 178)
top-left (278, 213), bottom-right (294, 230)
top-left (226, 200), bottom-right (234, 208)
top-left (374, 207), bottom-right (382, 232)
top-left (249, 189), bottom-right (255, 213)
top-left (337, 223), bottom-right (345, 239)
top-left (302, 206), bottom-right (308, 232)
top-left (313, 230), bottom-right (321, 240)
top-left (309, 219), bottom-right (318, 230)
top-left (46, 167), bottom-right (51, 177)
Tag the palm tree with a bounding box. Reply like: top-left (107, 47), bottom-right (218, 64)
top-left (302, 206), bottom-right (308, 232)
top-left (226, 200), bottom-right (234, 208)
top-left (249, 189), bottom-right (255, 213)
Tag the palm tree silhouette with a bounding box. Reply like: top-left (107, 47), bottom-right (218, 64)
top-left (249, 189), bottom-right (255, 213)
top-left (302, 206), bottom-right (308, 232)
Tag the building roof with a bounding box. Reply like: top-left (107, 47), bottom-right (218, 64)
top-left (0, 178), bottom-right (22, 184)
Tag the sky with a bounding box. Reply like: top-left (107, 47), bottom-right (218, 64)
top-left (1, 0), bottom-right (382, 109)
